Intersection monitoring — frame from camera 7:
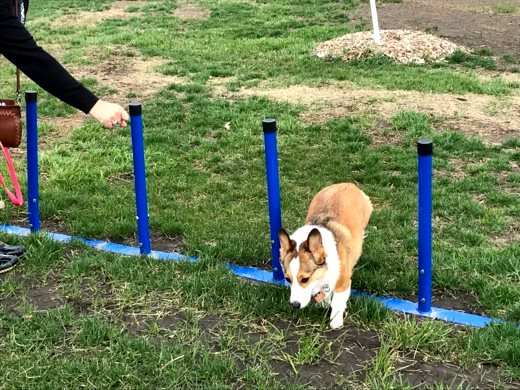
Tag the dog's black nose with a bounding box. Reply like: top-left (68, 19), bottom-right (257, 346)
top-left (291, 301), bottom-right (301, 309)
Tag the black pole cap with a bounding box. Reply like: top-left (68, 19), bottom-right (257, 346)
top-left (25, 90), bottom-right (37, 102)
top-left (262, 118), bottom-right (277, 133)
top-left (417, 139), bottom-right (433, 156)
top-left (129, 103), bottom-right (142, 116)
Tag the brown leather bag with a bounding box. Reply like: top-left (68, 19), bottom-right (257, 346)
top-left (0, 0), bottom-right (23, 148)
top-left (0, 99), bottom-right (22, 148)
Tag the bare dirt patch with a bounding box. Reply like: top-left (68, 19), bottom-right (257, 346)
top-left (70, 52), bottom-right (184, 105)
top-left (172, 2), bottom-right (210, 21)
top-left (33, 44), bottom-right (186, 138)
top-left (49, 0), bottom-right (147, 28)
top-left (349, 0), bottom-right (520, 59)
top-left (39, 113), bottom-right (90, 145)
top-left (493, 217), bottom-right (520, 247)
top-left (220, 83), bottom-right (520, 145)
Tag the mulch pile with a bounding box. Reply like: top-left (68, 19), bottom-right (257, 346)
top-left (314, 29), bottom-right (467, 64)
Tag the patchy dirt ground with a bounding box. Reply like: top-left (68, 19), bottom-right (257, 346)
top-left (48, 0), bottom-right (147, 28)
top-left (210, 0), bottom-right (520, 146)
top-left (28, 0), bottom-right (520, 145)
top-left (172, 1), bottom-right (210, 20)
top-left (1, 269), bottom-right (515, 389)
top-left (37, 44), bottom-right (185, 137)
top-left (213, 80), bottom-right (520, 145)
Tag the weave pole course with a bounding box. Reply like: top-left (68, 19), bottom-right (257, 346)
top-left (235, 119), bottom-right (501, 328)
top-left (0, 98), bottom-right (503, 328)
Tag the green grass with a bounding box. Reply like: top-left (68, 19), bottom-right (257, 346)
top-left (502, 54), bottom-right (518, 64)
top-left (494, 4), bottom-right (518, 14)
top-left (0, 0), bottom-right (519, 387)
top-left (0, 307), bottom-right (284, 389)
top-left (1, 237), bottom-right (519, 387)
top-left (446, 49), bottom-right (497, 70)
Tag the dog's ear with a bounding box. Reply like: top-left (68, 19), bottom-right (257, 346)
top-left (279, 228), bottom-right (296, 254)
top-left (307, 228), bottom-right (326, 266)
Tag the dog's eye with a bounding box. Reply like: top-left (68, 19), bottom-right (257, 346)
top-left (285, 276), bottom-right (292, 284)
top-left (300, 277), bottom-right (309, 284)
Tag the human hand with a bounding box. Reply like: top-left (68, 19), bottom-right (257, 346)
top-left (88, 100), bottom-right (130, 129)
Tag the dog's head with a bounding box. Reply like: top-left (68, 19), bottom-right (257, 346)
top-left (279, 227), bottom-right (328, 309)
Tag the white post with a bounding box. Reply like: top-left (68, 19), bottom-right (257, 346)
top-left (369, 0), bottom-right (382, 44)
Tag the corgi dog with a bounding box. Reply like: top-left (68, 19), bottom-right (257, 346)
top-left (279, 183), bottom-right (373, 329)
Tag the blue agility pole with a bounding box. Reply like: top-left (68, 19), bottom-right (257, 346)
top-left (262, 119), bottom-right (284, 282)
top-left (129, 103), bottom-right (151, 255)
top-left (25, 91), bottom-right (40, 232)
top-left (417, 139), bottom-right (433, 313)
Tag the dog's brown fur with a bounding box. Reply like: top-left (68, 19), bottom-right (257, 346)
top-left (303, 183), bottom-right (372, 293)
top-left (278, 183), bottom-right (372, 329)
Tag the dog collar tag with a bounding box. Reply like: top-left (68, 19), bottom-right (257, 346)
top-left (322, 285), bottom-right (330, 293)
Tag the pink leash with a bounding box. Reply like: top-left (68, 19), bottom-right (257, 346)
top-left (0, 144), bottom-right (23, 206)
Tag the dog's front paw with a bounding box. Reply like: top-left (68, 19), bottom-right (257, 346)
top-left (329, 314), bottom-right (344, 330)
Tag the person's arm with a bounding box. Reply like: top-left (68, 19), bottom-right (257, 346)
top-left (0, 13), bottom-right (128, 127)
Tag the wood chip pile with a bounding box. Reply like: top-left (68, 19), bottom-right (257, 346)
top-left (314, 29), bottom-right (467, 64)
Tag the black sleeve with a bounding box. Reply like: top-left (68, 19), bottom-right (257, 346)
top-left (0, 10), bottom-right (99, 114)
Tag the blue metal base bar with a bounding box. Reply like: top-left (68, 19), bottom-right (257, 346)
top-left (225, 264), bottom-right (502, 328)
top-left (0, 224), bottom-right (195, 262)
top-left (0, 224), bottom-right (501, 328)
